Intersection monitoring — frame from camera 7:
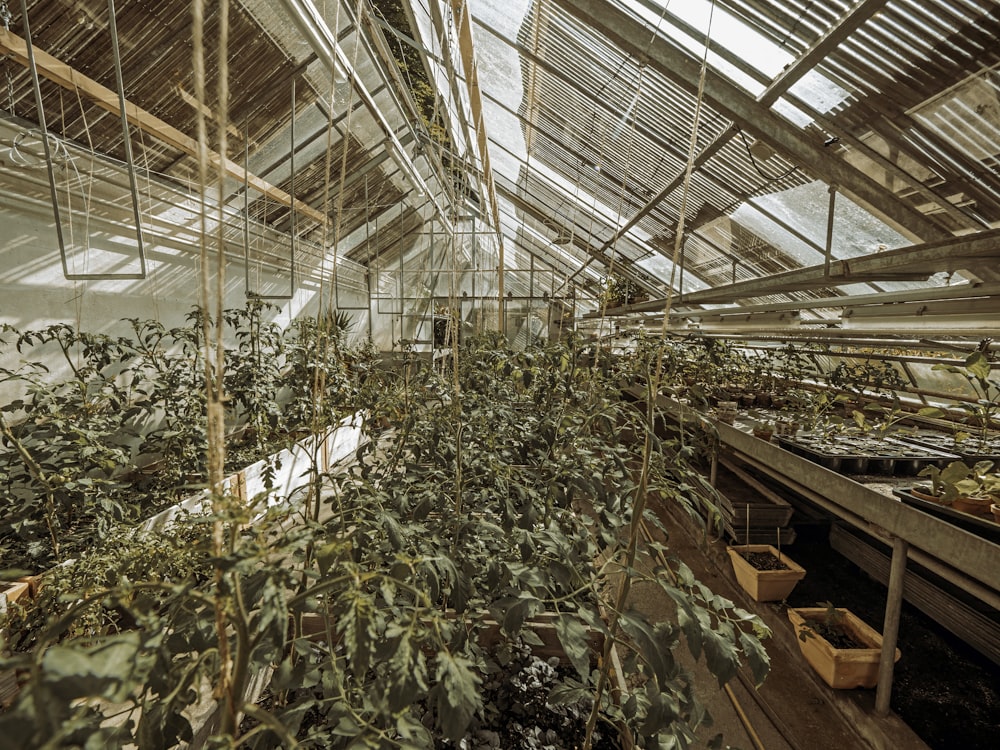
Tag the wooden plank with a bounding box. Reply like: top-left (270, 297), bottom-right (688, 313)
top-left (720, 455), bottom-right (793, 511)
top-left (0, 27), bottom-right (328, 227)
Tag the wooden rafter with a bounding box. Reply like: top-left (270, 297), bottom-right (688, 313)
top-left (0, 26), bottom-right (328, 227)
top-left (554, 0), bottom-right (951, 244)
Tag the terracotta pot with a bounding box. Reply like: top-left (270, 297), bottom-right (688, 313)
top-left (787, 607), bottom-right (900, 690)
top-left (909, 486), bottom-right (952, 506)
top-left (727, 545), bottom-right (805, 602)
top-left (951, 494), bottom-right (994, 517)
top-left (991, 503), bottom-right (1000, 523)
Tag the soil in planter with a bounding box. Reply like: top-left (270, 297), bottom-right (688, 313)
top-left (802, 617), bottom-right (868, 650)
top-left (741, 551), bottom-right (790, 571)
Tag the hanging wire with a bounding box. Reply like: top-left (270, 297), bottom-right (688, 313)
top-left (597, 63), bottom-right (646, 347)
top-left (583, 8), bottom-right (719, 747)
top-left (735, 125), bottom-right (798, 182)
top-left (658, 0), bottom-right (717, 340)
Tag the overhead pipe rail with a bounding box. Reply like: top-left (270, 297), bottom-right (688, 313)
top-left (18, 0), bottom-right (147, 280)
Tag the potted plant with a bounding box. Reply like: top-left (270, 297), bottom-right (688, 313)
top-left (787, 603), bottom-right (900, 689)
top-left (915, 460), bottom-right (995, 514)
top-left (752, 420), bottom-right (776, 441)
top-left (727, 544), bottom-right (805, 601)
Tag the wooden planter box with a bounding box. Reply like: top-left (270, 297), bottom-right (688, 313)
top-left (727, 545), bottom-right (806, 602)
top-left (787, 607), bottom-right (900, 689)
top-left (0, 581), bottom-right (30, 613)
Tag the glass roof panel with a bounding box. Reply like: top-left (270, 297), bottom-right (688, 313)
top-left (910, 67), bottom-right (1000, 171)
top-left (620, 0), bottom-right (792, 89)
top-left (745, 180), bottom-right (912, 260)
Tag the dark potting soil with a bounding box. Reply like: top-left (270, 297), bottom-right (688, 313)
top-left (785, 523), bottom-right (1000, 750)
top-left (741, 551), bottom-right (790, 571)
top-left (803, 619), bottom-right (868, 650)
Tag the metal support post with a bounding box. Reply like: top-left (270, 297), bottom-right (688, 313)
top-left (824, 185), bottom-right (837, 278)
top-left (876, 533), bottom-right (908, 715)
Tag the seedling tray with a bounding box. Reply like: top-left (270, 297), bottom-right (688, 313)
top-left (776, 435), bottom-right (959, 476)
top-left (892, 431), bottom-right (1000, 465)
top-left (776, 436), bottom-right (867, 474)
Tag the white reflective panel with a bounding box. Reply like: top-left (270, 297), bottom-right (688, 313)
top-left (905, 362), bottom-right (979, 405)
top-left (744, 180), bottom-right (910, 262)
top-left (911, 68), bottom-right (1000, 166)
top-left (635, 254), bottom-right (708, 293)
top-left (771, 98), bottom-right (814, 128)
top-left (787, 70), bottom-right (851, 116)
top-left (730, 201), bottom-right (822, 267)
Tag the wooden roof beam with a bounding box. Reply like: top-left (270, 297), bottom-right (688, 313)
top-left (553, 0), bottom-right (949, 244)
top-left (0, 27), bottom-right (329, 227)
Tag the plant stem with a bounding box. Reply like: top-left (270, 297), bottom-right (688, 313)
top-left (0, 411), bottom-right (61, 559)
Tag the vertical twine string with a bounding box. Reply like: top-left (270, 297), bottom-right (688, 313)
top-left (582, 4), bottom-right (717, 749)
top-left (192, 0), bottom-right (233, 721)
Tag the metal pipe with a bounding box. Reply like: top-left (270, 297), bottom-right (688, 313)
top-left (277, 0), bottom-right (452, 234)
top-left (366, 174), bottom-right (373, 336)
top-left (824, 185), bottom-right (837, 278)
top-left (876, 535), bottom-right (907, 715)
top-left (246, 78), bottom-right (296, 300)
top-left (106, 0), bottom-right (147, 277)
top-left (21, 0), bottom-right (146, 281)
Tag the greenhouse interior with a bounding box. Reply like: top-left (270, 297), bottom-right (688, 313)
top-left (0, 0), bottom-right (998, 747)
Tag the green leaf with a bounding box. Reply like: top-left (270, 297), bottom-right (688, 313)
top-left (501, 596), bottom-right (539, 635)
top-left (702, 626), bottom-right (739, 687)
top-left (435, 652), bottom-right (482, 741)
top-left (966, 351), bottom-right (991, 381)
top-left (315, 542), bottom-right (341, 577)
top-left (554, 614), bottom-right (592, 680)
top-left (548, 683), bottom-right (592, 706)
top-left (42, 632), bottom-right (146, 703)
top-left (331, 714), bottom-right (362, 737)
top-left (738, 630), bottom-right (771, 687)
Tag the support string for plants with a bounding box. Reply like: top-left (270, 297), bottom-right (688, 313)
top-left (582, 3), bottom-right (717, 748)
top-left (595, 62), bottom-right (645, 348)
top-left (192, 0), bottom-right (240, 733)
top-left (327, 0), bottom-right (367, 317)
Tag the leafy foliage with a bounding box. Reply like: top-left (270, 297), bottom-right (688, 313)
top-left (932, 352), bottom-right (1000, 446)
top-left (0, 303), bottom-right (368, 568)
top-left (1, 332), bottom-right (770, 749)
